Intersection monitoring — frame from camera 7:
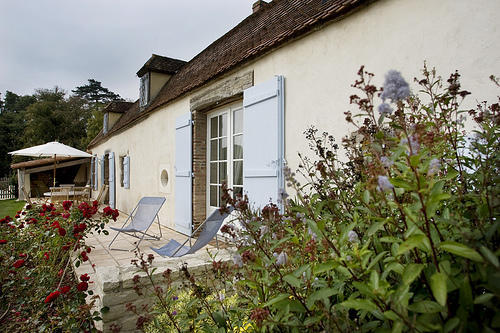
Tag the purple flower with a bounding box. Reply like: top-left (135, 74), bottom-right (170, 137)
top-left (380, 156), bottom-right (394, 168)
top-left (308, 227), bottom-right (317, 241)
top-left (428, 158), bottom-right (441, 176)
top-left (401, 136), bottom-right (420, 155)
top-left (377, 175), bottom-right (394, 192)
top-left (172, 296), bottom-right (178, 301)
top-left (233, 254), bottom-right (243, 268)
top-left (274, 252), bottom-right (288, 266)
top-left (348, 230), bottom-right (359, 243)
top-left (378, 102), bottom-right (393, 115)
top-left (172, 311), bottom-right (177, 316)
top-left (381, 70), bottom-right (410, 102)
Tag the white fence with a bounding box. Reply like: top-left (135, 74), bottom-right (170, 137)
top-left (0, 177), bottom-right (15, 200)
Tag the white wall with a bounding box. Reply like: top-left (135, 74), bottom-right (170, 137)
top-left (91, 0), bottom-right (500, 227)
top-left (249, 0), bottom-right (500, 171)
top-left (91, 97), bottom-right (189, 227)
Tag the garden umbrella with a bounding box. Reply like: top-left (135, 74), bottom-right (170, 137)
top-left (9, 141), bottom-right (92, 186)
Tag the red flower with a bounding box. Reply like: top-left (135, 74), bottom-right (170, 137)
top-left (13, 259), bottom-right (25, 268)
top-left (44, 290), bottom-right (60, 303)
top-left (19, 253), bottom-right (27, 258)
top-left (86, 247), bottom-right (91, 253)
top-left (81, 251), bottom-right (89, 262)
top-left (50, 221), bottom-right (60, 229)
top-left (15, 214), bottom-right (20, 219)
top-left (25, 205), bottom-right (32, 210)
top-left (58, 269), bottom-right (64, 277)
top-left (80, 273), bottom-right (90, 282)
top-left (58, 227), bottom-right (67, 237)
top-left (77, 281), bottom-right (88, 291)
top-left (62, 213), bottom-right (70, 219)
top-left (39, 213), bottom-right (45, 217)
top-left (62, 200), bottom-right (73, 211)
top-left (43, 252), bottom-right (50, 260)
top-left (59, 286), bottom-right (71, 294)
top-left (0, 240), bottom-right (7, 244)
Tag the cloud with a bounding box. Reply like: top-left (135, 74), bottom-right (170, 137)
top-left (0, 0), bottom-right (255, 100)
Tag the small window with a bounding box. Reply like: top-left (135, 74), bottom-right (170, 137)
top-left (119, 156), bottom-right (125, 187)
top-left (103, 113), bottom-right (109, 134)
top-left (139, 72), bottom-right (150, 108)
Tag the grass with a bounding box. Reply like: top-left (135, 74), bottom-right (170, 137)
top-left (0, 199), bottom-right (27, 218)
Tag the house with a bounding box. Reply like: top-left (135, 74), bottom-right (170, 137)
top-left (87, 0), bottom-right (500, 236)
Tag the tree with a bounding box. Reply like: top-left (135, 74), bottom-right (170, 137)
top-left (72, 79), bottom-right (123, 148)
top-left (22, 88), bottom-right (89, 150)
top-left (72, 79), bottom-right (122, 105)
top-left (0, 91), bottom-right (36, 176)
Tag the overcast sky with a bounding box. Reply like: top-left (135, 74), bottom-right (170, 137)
top-left (0, 0), bottom-right (256, 101)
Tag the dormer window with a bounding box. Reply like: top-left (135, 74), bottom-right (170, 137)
top-left (139, 72), bottom-right (150, 108)
top-left (136, 55), bottom-right (187, 110)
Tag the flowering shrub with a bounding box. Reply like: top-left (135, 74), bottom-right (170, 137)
top-left (130, 66), bottom-right (499, 332)
top-left (0, 200), bottom-right (116, 331)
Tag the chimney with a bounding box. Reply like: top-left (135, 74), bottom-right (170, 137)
top-left (252, 0), bottom-right (268, 13)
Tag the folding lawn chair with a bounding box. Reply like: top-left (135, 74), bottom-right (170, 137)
top-left (151, 206), bottom-right (233, 257)
top-left (108, 196), bottom-right (166, 251)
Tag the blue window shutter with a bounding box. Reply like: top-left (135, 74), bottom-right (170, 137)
top-left (100, 156), bottom-right (105, 188)
top-left (90, 156), bottom-right (95, 189)
top-left (174, 113), bottom-right (192, 236)
top-left (93, 156), bottom-right (98, 191)
top-left (243, 75), bottom-right (285, 210)
top-left (109, 152), bottom-right (115, 209)
top-left (123, 156), bottom-right (130, 189)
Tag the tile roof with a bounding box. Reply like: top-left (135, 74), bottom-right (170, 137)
top-left (136, 54), bottom-right (187, 77)
top-left (101, 101), bottom-right (134, 114)
top-left (88, 0), bottom-right (371, 148)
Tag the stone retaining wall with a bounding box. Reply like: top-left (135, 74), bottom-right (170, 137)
top-left (90, 249), bottom-right (233, 332)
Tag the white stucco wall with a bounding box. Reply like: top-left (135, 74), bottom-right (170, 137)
top-left (91, 97), bottom-right (189, 227)
top-left (90, 0), bottom-right (500, 228)
top-left (249, 0), bottom-right (500, 171)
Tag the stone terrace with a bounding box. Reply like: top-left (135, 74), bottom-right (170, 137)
top-left (72, 213), bottom-right (232, 332)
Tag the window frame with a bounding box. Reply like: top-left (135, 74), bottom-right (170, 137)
top-left (206, 102), bottom-right (243, 214)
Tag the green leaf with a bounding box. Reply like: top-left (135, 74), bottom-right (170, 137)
top-left (402, 263), bottom-right (424, 286)
top-left (479, 246), bottom-right (499, 268)
top-left (353, 281), bottom-right (375, 298)
top-left (440, 241), bottom-right (484, 262)
top-left (100, 306), bottom-right (110, 314)
top-left (262, 294), bottom-right (291, 307)
top-left (444, 318), bottom-right (460, 333)
top-left (304, 316), bottom-right (322, 327)
top-left (390, 177), bottom-right (414, 190)
top-left (408, 300), bottom-right (443, 313)
top-left (366, 251), bottom-right (387, 271)
top-left (383, 310), bottom-right (399, 321)
top-left (306, 288), bottom-right (337, 308)
top-left (397, 234), bottom-right (426, 255)
top-left (474, 293), bottom-right (494, 304)
top-left (367, 219), bottom-right (386, 237)
top-left (283, 274), bottom-right (301, 288)
top-left (313, 260), bottom-right (338, 274)
top-left (341, 299), bottom-right (378, 312)
top-left (213, 311), bottom-right (227, 328)
top-left (362, 190), bottom-right (371, 204)
top-left (430, 272), bottom-right (447, 306)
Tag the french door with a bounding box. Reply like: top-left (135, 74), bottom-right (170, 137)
top-left (207, 103), bottom-right (243, 214)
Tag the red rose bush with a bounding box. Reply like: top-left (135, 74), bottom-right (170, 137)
top-left (0, 200), bottom-right (117, 331)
